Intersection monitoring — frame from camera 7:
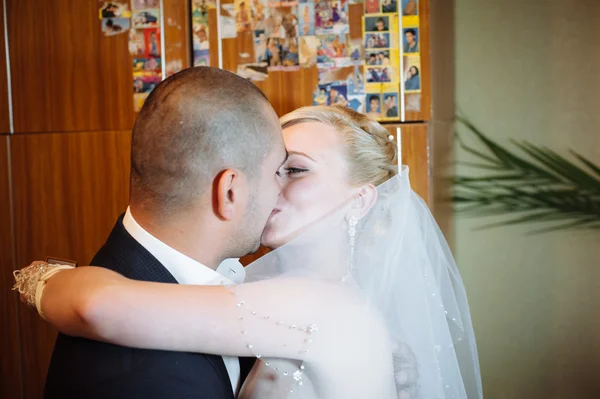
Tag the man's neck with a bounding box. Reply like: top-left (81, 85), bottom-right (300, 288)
top-left (130, 206), bottom-right (223, 270)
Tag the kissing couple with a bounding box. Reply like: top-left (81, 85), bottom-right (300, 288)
top-left (14, 67), bottom-right (483, 399)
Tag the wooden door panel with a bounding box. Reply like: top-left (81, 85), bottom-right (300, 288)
top-left (11, 130), bottom-right (131, 399)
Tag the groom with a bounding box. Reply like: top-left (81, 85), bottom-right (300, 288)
top-left (44, 67), bottom-right (287, 398)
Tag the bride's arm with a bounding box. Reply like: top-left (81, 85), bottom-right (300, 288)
top-left (34, 265), bottom-right (366, 361)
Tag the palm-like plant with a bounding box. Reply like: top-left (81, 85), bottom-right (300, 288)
top-left (454, 117), bottom-right (600, 234)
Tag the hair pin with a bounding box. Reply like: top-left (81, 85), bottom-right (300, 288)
top-left (388, 135), bottom-right (394, 142)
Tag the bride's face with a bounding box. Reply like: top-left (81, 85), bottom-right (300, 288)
top-left (261, 121), bottom-right (357, 248)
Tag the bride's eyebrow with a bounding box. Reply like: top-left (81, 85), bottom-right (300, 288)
top-left (287, 151), bottom-right (316, 162)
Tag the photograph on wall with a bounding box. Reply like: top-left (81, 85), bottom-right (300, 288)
top-left (133, 57), bottom-right (162, 74)
top-left (402, 27), bottom-right (419, 53)
top-left (315, 0), bottom-right (349, 35)
top-left (381, 0), bottom-right (397, 13)
top-left (313, 84), bottom-right (330, 105)
top-left (143, 28), bottom-right (161, 57)
top-left (192, 23), bottom-right (210, 52)
top-left (365, 92), bottom-right (382, 120)
top-left (166, 60), bottom-right (184, 77)
top-left (297, 2), bottom-right (315, 36)
top-left (99, 1), bottom-right (131, 19)
top-left (347, 95), bottom-right (365, 112)
top-left (134, 93), bottom-right (149, 112)
top-left (134, 74), bottom-right (161, 93)
top-left (279, 37), bottom-right (300, 69)
top-left (365, 32), bottom-right (390, 49)
top-left (299, 36), bottom-right (320, 67)
top-left (251, 0), bottom-right (269, 31)
top-left (129, 29), bottom-right (145, 55)
top-left (366, 66), bottom-right (394, 83)
top-left (404, 54), bottom-right (421, 92)
top-left (194, 49), bottom-right (210, 66)
top-left (402, 0), bottom-right (418, 15)
top-left (102, 18), bottom-right (130, 36)
top-left (312, 66), bottom-right (365, 111)
top-left (347, 66), bottom-right (365, 94)
top-left (133, 9), bottom-right (160, 28)
top-left (328, 84), bottom-right (348, 106)
top-left (317, 65), bottom-right (354, 84)
top-left (221, 4), bottom-right (238, 39)
top-left (366, 49), bottom-right (392, 65)
top-left (365, 15), bottom-right (389, 32)
top-left (263, 7), bottom-right (297, 38)
top-left (133, 0), bottom-right (160, 9)
top-left (192, 0), bottom-right (208, 20)
top-left (316, 34), bottom-right (349, 68)
top-left (235, 0), bottom-right (253, 32)
top-left (405, 92), bottom-right (421, 112)
top-left (257, 37), bottom-right (300, 70)
top-left (254, 30), bottom-right (268, 62)
top-left (380, 83), bottom-right (399, 119)
top-left (381, 92), bottom-right (399, 118)
top-left (348, 37), bottom-right (364, 65)
top-left (364, 0), bottom-right (380, 14)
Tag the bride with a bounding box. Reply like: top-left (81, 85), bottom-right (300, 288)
top-left (14, 106), bottom-right (483, 399)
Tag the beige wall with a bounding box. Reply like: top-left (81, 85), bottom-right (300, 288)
top-left (455, 1), bottom-right (600, 398)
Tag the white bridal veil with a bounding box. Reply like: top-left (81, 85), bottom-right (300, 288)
top-left (235, 166), bottom-right (483, 399)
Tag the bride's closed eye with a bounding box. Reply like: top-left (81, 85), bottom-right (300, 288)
top-left (284, 167), bottom-right (309, 175)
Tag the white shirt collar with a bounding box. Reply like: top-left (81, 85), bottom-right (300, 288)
top-left (122, 207), bottom-right (243, 393)
top-left (123, 207), bottom-right (244, 285)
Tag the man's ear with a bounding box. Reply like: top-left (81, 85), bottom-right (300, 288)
top-left (213, 169), bottom-right (247, 221)
top-left (348, 184), bottom-right (378, 220)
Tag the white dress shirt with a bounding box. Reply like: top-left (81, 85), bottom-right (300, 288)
top-left (123, 207), bottom-right (243, 392)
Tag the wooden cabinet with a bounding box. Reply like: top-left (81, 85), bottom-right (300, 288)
top-left (0, 2), bottom-right (10, 133)
top-left (384, 122), bottom-right (430, 202)
top-left (6, 0), bottom-right (135, 133)
top-left (0, 136), bottom-right (21, 399)
top-left (10, 130), bottom-right (131, 399)
top-left (0, 1), bottom-right (446, 397)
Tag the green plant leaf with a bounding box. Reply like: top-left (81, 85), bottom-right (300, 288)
top-left (453, 116), bottom-right (600, 234)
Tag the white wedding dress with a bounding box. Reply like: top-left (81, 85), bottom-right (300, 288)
top-left (228, 166), bottom-right (483, 399)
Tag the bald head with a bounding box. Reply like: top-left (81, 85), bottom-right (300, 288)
top-left (130, 67), bottom-right (281, 219)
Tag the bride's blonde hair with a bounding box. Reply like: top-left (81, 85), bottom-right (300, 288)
top-left (280, 106), bottom-right (398, 187)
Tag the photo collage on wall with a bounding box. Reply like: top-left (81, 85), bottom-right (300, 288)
top-left (311, 0), bottom-right (421, 120)
top-left (235, 0), bottom-right (353, 81)
top-left (308, 0), bottom-right (365, 114)
top-left (192, 0), bottom-right (215, 67)
top-left (127, 0), bottom-right (162, 112)
top-left (401, 0), bottom-right (421, 112)
top-left (187, 0), bottom-right (421, 120)
top-left (99, 1), bottom-right (131, 37)
top-left (361, 0), bottom-right (400, 121)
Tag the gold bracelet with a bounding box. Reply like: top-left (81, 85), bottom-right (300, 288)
top-left (13, 262), bottom-right (75, 320)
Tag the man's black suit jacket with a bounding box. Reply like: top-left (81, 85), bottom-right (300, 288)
top-left (44, 215), bottom-right (255, 399)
